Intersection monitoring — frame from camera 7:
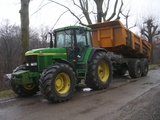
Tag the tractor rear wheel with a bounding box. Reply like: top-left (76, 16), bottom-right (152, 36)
top-left (10, 65), bottom-right (39, 97)
top-left (128, 59), bottom-right (142, 78)
top-left (39, 63), bottom-right (76, 102)
top-left (86, 51), bottom-right (112, 90)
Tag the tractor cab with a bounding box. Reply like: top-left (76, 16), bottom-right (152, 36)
top-left (51, 26), bottom-right (92, 62)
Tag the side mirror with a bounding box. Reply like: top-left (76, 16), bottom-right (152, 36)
top-left (45, 32), bottom-right (53, 48)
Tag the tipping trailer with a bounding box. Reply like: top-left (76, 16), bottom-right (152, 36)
top-left (10, 20), bottom-right (151, 102)
top-left (89, 20), bottom-right (151, 58)
top-left (89, 20), bottom-right (151, 77)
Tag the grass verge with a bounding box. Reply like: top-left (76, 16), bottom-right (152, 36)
top-left (149, 64), bottom-right (160, 70)
top-left (0, 89), bottom-right (14, 98)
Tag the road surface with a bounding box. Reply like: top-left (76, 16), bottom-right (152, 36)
top-left (0, 67), bottom-right (160, 120)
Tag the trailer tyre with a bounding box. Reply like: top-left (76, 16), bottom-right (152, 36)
top-left (141, 59), bottom-right (149, 76)
top-left (10, 65), bottom-right (39, 97)
top-left (39, 63), bottom-right (76, 102)
top-left (128, 59), bottom-right (142, 78)
top-left (86, 51), bottom-right (112, 90)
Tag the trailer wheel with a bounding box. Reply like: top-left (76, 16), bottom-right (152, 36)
top-left (39, 63), bottom-right (76, 102)
top-left (10, 65), bottom-right (39, 97)
top-left (128, 59), bottom-right (142, 78)
top-left (86, 51), bottom-right (112, 90)
top-left (141, 59), bottom-right (149, 76)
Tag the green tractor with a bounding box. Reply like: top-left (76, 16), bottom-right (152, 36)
top-left (11, 26), bottom-right (112, 102)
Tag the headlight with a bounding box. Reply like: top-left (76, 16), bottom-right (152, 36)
top-left (26, 63), bottom-right (29, 66)
top-left (31, 63), bottom-right (37, 66)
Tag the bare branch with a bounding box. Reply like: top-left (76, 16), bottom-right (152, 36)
top-left (31, 1), bottom-right (52, 16)
top-left (51, 10), bottom-right (69, 31)
top-left (73, 0), bottom-right (81, 9)
top-left (152, 25), bottom-right (158, 36)
top-left (129, 24), bottom-right (136, 29)
top-left (116, 0), bottom-right (123, 20)
top-left (48, 0), bottom-right (87, 26)
top-left (103, 0), bottom-right (110, 21)
top-left (78, 0), bottom-right (92, 24)
top-left (107, 0), bottom-right (118, 21)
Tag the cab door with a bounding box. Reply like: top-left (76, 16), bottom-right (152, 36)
top-left (76, 29), bottom-right (91, 62)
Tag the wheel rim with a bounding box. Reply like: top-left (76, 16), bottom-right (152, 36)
top-left (98, 60), bottom-right (109, 82)
top-left (23, 84), bottom-right (36, 90)
top-left (55, 72), bottom-right (70, 94)
top-left (137, 65), bottom-right (141, 74)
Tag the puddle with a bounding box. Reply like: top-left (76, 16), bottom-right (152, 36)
top-left (82, 88), bottom-right (92, 92)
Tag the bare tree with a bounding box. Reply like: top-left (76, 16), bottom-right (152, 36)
top-left (48, 0), bottom-right (123, 25)
top-left (29, 26), bottom-right (49, 49)
top-left (152, 36), bottom-right (160, 63)
top-left (140, 16), bottom-right (160, 63)
top-left (19, 0), bottom-right (30, 63)
top-left (0, 20), bottom-right (21, 72)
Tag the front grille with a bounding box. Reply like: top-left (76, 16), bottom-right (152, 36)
top-left (25, 55), bottom-right (38, 72)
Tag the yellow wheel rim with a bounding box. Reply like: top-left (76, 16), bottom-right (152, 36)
top-left (55, 72), bottom-right (70, 94)
top-left (98, 60), bottom-right (109, 82)
top-left (23, 84), bottom-right (36, 90)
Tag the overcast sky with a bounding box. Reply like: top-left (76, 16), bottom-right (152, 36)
top-left (0, 0), bottom-right (160, 32)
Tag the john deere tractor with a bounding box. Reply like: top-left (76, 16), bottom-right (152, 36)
top-left (11, 26), bottom-right (112, 102)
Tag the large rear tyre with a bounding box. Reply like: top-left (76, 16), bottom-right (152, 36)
top-left (128, 59), bottom-right (142, 78)
top-left (86, 51), bottom-right (112, 90)
top-left (141, 59), bottom-right (149, 76)
top-left (11, 65), bottom-right (39, 97)
top-left (39, 63), bottom-right (76, 102)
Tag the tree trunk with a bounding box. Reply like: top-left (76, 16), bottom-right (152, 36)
top-left (19, 0), bottom-right (30, 63)
top-left (94, 0), bottom-right (103, 22)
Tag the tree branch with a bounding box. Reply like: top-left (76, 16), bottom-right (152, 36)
top-left (78, 0), bottom-right (92, 24)
top-left (48, 0), bottom-right (87, 26)
top-left (103, 0), bottom-right (110, 21)
top-left (152, 25), bottom-right (158, 36)
top-left (116, 0), bottom-right (123, 20)
top-left (106, 0), bottom-right (118, 21)
top-left (73, 0), bottom-right (81, 9)
top-left (31, 1), bottom-right (52, 16)
top-left (51, 10), bottom-right (69, 30)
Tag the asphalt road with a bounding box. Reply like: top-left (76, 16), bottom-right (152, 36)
top-left (0, 67), bottom-right (160, 120)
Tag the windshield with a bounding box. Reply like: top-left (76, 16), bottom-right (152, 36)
top-left (76, 30), bottom-right (92, 47)
top-left (56, 30), bottom-right (74, 48)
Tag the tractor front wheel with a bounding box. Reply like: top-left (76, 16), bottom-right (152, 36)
top-left (10, 65), bottom-right (39, 97)
top-left (10, 83), bottom-right (39, 97)
top-left (39, 63), bottom-right (76, 102)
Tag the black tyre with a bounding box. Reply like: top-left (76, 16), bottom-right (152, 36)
top-left (128, 59), bottom-right (142, 78)
top-left (141, 59), bottom-right (149, 76)
top-left (39, 63), bottom-right (76, 102)
top-left (11, 65), bottom-right (39, 97)
top-left (86, 51), bottom-right (112, 90)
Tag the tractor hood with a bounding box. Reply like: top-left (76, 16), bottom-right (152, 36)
top-left (25, 48), bottom-right (67, 56)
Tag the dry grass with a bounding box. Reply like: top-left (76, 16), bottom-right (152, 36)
top-left (0, 89), bottom-right (14, 98)
top-left (149, 64), bottom-right (160, 70)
